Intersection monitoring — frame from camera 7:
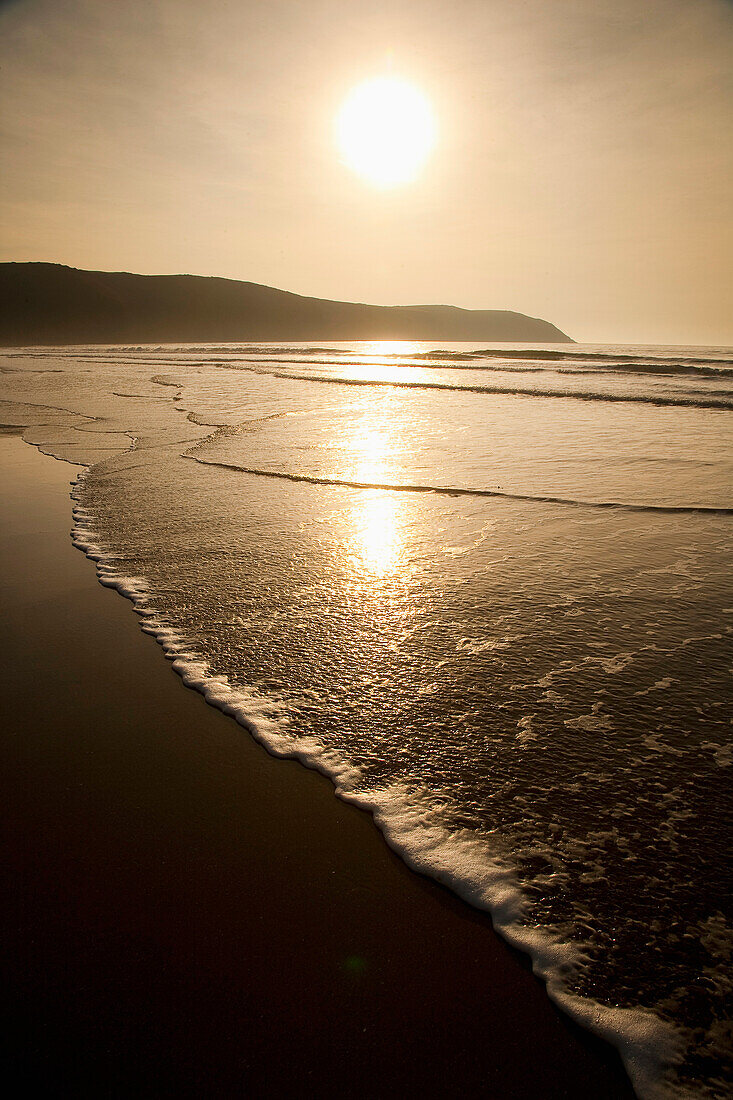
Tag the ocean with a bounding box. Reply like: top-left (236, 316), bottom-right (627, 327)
top-left (1, 341), bottom-right (731, 1098)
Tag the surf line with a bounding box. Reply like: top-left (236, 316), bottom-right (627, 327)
top-left (228, 365), bottom-right (733, 411)
top-left (183, 453), bottom-right (733, 516)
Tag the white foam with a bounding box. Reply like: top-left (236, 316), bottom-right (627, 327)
top-left (516, 713), bottom-right (539, 744)
top-left (564, 713), bottom-right (614, 733)
top-left (700, 741), bottom-right (733, 768)
top-left (634, 678), bottom-right (679, 697)
top-left (67, 467), bottom-right (687, 1100)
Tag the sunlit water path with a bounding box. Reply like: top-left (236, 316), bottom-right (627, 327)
top-left (1, 342), bottom-right (731, 1099)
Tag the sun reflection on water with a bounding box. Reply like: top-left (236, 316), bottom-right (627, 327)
top-left (343, 340), bottom-right (422, 383)
top-left (339, 399), bottom-right (407, 578)
top-left (360, 341), bottom-right (422, 357)
top-left (352, 490), bottom-right (401, 576)
top-left (350, 422), bottom-right (390, 484)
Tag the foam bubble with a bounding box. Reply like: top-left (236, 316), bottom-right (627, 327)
top-left (67, 471), bottom-right (687, 1099)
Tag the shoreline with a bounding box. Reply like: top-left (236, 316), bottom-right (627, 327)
top-left (0, 433), bottom-right (634, 1097)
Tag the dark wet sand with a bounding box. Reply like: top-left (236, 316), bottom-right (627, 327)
top-left (0, 434), bottom-right (634, 1098)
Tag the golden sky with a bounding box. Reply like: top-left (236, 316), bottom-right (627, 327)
top-left (1, 0), bottom-right (731, 343)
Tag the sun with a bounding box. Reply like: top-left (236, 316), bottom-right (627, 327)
top-left (336, 77), bottom-right (436, 189)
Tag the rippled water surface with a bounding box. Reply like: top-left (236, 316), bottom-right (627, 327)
top-left (1, 342), bottom-right (731, 1098)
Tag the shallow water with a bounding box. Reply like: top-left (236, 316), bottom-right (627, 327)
top-left (1, 341), bottom-right (731, 1098)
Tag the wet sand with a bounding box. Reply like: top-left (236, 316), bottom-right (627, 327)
top-left (0, 433), bottom-right (634, 1097)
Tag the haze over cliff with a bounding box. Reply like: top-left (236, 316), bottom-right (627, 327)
top-left (0, 263), bottom-right (571, 345)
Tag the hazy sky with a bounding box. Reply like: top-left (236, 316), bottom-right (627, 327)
top-left (1, 0), bottom-right (732, 343)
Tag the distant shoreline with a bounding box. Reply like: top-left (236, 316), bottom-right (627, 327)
top-left (0, 262), bottom-right (573, 345)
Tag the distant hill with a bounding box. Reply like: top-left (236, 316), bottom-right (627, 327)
top-left (0, 263), bottom-right (572, 345)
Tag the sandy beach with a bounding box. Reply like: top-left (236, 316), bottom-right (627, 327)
top-left (0, 432), bottom-right (636, 1096)
top-left (3, 2), bottom-right (731, 1092)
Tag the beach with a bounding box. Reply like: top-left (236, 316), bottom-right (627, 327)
top-left (3, 0), bottom-right (731, 1092)
top-left (0, 431), bottom-right (635, 1095)
top-left (1, 338), bottom-right (730, 1098)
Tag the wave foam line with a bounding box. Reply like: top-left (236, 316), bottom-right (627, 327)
top-left (226, 364), bottom-right (733, 410)
top-left (184, 453), bottom-right (733, 515)
top-left (68, 467), bottom-right (685, 1100)
top-left (5, 343), bottom-right (732, 366)
top-left (471, 347), bottom-right (733, 366)
top-left (220, 353), bottom-right (733, 379)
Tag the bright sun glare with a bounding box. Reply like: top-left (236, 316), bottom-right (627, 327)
top-left (336, 77), bottom-right (436, 188)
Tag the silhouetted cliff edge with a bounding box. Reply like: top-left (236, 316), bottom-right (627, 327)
top-left (0, 263), bottom-right (572, 344)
